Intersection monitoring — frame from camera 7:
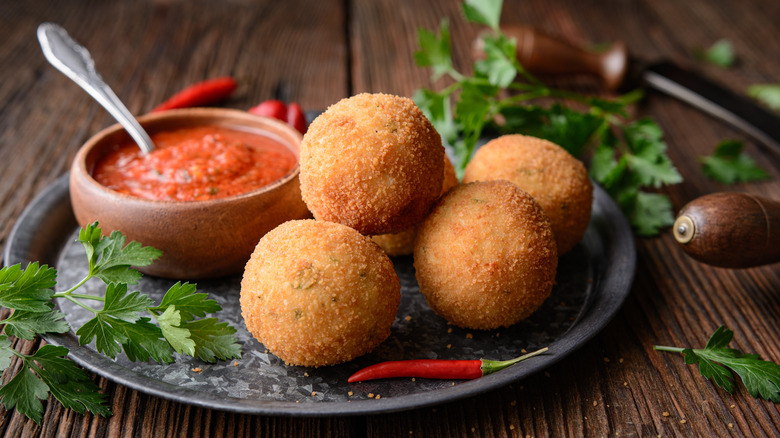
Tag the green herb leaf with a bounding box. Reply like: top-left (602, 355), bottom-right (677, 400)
top-left (115, 317), bottom-right (174, 364)
top-left (695, 39), bottom-right (735, 68)
top-left (150, 282), bottom-right (222, 322)
top-left (183, 318), bottom-right (242, 363)
top-left (501, 104), bottom-right (605, 157)
top-left (154, 306), bottom-right (196, 356)
top-left (0, 336), bottom-right (14, 371)
top-left (655, 326), bottom-right (780, 403)
top-left (629, 191), bottom-right (676, 237)
top-left (622, 119), bottom-right (683, 188)
top-left (747, 84), bottom-right (780, 112)
top-left (0, 345), bottom-right (111, 423)
top-left (700, 140), bottom-right (770, 184)
top-left (414, 19), bottom-right (455, 81)
top-left (0, 263), bottom-right (57, 312)
top-left (462, 0), bottom-right (503, 31)
top-left (2, 306), bottom-right (70, 341)
top-left (474, 33), bottom-right (517, 88)
top-left (76, 283), bottom-right (154, 358)
top-left (413, 88), bottom-right (458, 146)
top-left (78, 223), bottom-right (162, 285)
top-left (0, 354), bottom-right (51, 423)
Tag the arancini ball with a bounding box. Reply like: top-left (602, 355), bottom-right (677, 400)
top-left (240, 219), bottom-right (400, 367)
top-left (414, 180), bottom-right (558, 330)
top-left (371, 155), bottom-right (459, 256)
top-left (462, 135), bottom-right (592, 254)
top-left (300, 93), bottom-right (444, 235)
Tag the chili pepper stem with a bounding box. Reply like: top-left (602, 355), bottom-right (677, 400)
top-left (480, 347), bottom-right (549, 376)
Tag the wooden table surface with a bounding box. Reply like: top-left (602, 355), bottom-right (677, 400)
top-left (1, 0), bottom-right (778, 436)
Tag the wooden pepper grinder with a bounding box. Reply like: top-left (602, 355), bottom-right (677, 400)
top-left (673, 192), bottom-right (780, 268)
top-left (474, 25), bottom-right (629, 91)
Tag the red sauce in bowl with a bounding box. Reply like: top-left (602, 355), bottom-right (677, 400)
top-left (92, 125), bottom-right (297, 201)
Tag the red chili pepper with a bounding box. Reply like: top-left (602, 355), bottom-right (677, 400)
top-left (286, 102), bottom-right (307, 134)
top-left (347, 347), bottom-right (548, 382)
top-left (152, 77), bottom-right (237, 112)
top-left (248, 100), bottom-right (308, 135)
top-left (248, 99), bottom-right (287, 121)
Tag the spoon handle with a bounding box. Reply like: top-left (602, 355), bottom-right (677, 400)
top-left (37, 23), bottom-right (155, 154)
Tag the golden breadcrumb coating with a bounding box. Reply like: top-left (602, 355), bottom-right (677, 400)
top-left (463, 135), bottom-right (592, 254)
top-left (372, 155), bottom-right (459, 256)
top-left (300, 93), bottom-right (444, 235)
top-left (414, 180), bottom-right (558, 329)
top-left (240, 220), bottom-right (400, 367)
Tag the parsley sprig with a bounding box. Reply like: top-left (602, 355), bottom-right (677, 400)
top-left (413, 0), bottom-right (682, 235)
top-left (700, 140), bottom-right (769, 184)
top-left (0, 222), bottom-right (242, 422)
top-left (655, 326), bottom-right (780, 403)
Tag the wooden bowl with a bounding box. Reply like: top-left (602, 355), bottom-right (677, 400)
top-left (70, 108), bottom-right (312, 279)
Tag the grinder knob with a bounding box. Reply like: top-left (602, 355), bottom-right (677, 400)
top-left (673, 192), bottom-right (780, 268)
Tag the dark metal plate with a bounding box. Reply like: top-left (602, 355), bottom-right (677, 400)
top-left (4, 173), bottom-right (635, 416)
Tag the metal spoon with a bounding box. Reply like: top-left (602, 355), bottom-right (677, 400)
top-left (37, 23), bottom-right (155, 154)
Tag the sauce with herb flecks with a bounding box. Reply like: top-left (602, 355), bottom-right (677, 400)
top-left (93, 125), bottom-right (297, 201)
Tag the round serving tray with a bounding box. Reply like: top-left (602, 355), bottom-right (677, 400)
top-left (4, 173), bottom-right (635, 416)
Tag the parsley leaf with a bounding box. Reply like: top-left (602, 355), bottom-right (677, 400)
top-left (694, 39), bottom-right (736, 68)
top-left (700, 140), bottom-right (770, 184)
top-left (655, 326), bottom-right (780, 403)
top-left (628, 191), bottom-right (676, 237)
top-left (0, 336), bottom-right (14, 370)
top-left (150, 282), bottom-right (222, 321)
top-left (75, 283), bottom-right (154, 358)
top-left (1, 306), bottom-right (70, 340)
top-left (0, 344), bottom-right (110, 423)
top-left (414, 19), bottom-right (456, 81)
top-left (183, 318), bottom-right (242, 363)
top-left (0, 262), bottom-right (57, 312)
top-left (0, 353), bottom-right (51, 423)
top-left (154, 306), bottom-right (196, 356)
top-left (413, 88), bottom-right (458, 146)
top-left (474, 33), bottom-right (518, 87)
top-left (747, 84), bottom-right (780, 112)
top-left (622, 119), bottom-right (683, 188)
top-left (462, 0), bottom-right (503, 31)
top-left (78, 223), bottom-right (162, 285)
top-left (115, 317), bottom-right (174, 364)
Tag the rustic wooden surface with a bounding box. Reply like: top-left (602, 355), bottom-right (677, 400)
top-left (1, 0), bottom-right (779, 436)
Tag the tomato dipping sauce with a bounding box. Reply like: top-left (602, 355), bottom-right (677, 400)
top-left (92, 125), bottom-right (297, 201)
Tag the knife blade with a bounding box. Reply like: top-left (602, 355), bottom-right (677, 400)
top-left (483, 25), bottom-right (780, 156)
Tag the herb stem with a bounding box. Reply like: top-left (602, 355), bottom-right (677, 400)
top-left (52, 292), bottom-right (105, 302)
top-left (56, 275), bottom-right (93, 297)
top-left (62, 294), bottom-right (99, 314)
top-left (652, 345), bottom-right (686, 353)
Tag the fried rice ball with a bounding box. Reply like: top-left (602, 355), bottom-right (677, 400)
top-left (300, 93), bottom-right (444, 235)
top-left (240, 220), bottom-right (400, 367)
top-left (414, 180), bottom-right (558, 330)
top-left (462, 135), bottom-right (592, 254)
top-left (371, 155), bottom-right (459, 256)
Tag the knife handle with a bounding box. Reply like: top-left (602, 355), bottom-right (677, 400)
top-left (673, 192), bottom-right (780, 268)
top-left (477, 25), bottom-right (629, 91)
